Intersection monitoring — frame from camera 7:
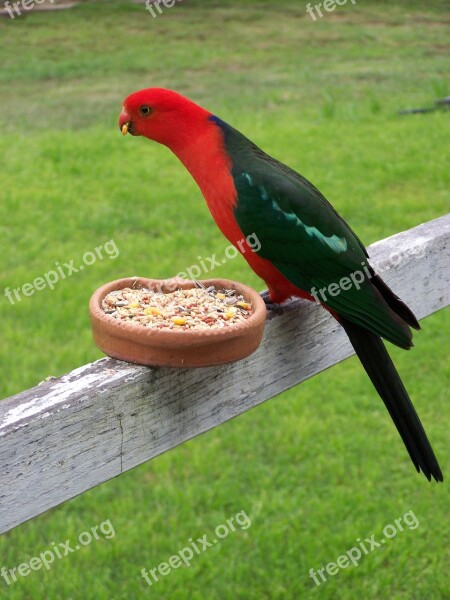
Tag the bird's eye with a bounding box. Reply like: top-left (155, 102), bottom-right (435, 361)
top-left (139, 105), bottom-right (153, 117)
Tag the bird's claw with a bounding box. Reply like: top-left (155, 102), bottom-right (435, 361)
top-left (260, 290), bottom-right (284, 315)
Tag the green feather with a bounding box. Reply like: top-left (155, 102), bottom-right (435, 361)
top-left (211, 117), bottom-right (412, 348)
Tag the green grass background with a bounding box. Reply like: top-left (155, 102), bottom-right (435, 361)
top-left (0, 1), bottom-right (449, 598)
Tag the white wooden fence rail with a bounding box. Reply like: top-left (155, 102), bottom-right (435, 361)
top-left (1, 214), bottom-right (449, 534)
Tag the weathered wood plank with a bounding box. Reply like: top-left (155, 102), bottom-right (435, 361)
top-left (1, 214), bottom-right (449, 534)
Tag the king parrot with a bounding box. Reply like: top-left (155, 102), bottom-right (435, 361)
top-left (119, 88), bottom-right (442, 482)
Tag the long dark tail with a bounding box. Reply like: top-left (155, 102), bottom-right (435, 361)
top-left (340, 317), bottom-right (443, 482)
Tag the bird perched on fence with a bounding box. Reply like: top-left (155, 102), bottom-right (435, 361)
top-left (119, 88), bottom-right (443, 482)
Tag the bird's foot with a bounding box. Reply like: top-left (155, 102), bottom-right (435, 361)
top-left (260, 290), bottom-right (284, 315)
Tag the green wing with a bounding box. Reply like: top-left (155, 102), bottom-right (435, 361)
top-left (232, 157), bottom-right (410, 348)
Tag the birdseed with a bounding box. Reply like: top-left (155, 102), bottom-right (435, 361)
top-left (101, 284), bottom-right (254, 330)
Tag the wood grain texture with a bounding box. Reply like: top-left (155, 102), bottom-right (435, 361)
top-left (1, 214), bottom-right (449, 534)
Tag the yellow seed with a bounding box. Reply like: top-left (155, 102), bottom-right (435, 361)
top-left (223, 311), bottom-right (236, 320)
top-left (171, 316), bottom-right (186, 325)
top-left (144, 307), bottom-right (163, 316)
top-left (128, 302), bottom-right (141, 309)
top-left (121, 123), bottom-right (129, 135)
top-left (237, 301), bottom-right (251, 310)
top-left (216, 293), bottom-right (226, 300)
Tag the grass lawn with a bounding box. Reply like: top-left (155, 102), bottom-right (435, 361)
top-left (0, 1), bottom-right (449, 598)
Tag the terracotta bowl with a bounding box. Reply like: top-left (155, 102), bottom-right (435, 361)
top-left (89, 277), bottom-right (267, 368)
